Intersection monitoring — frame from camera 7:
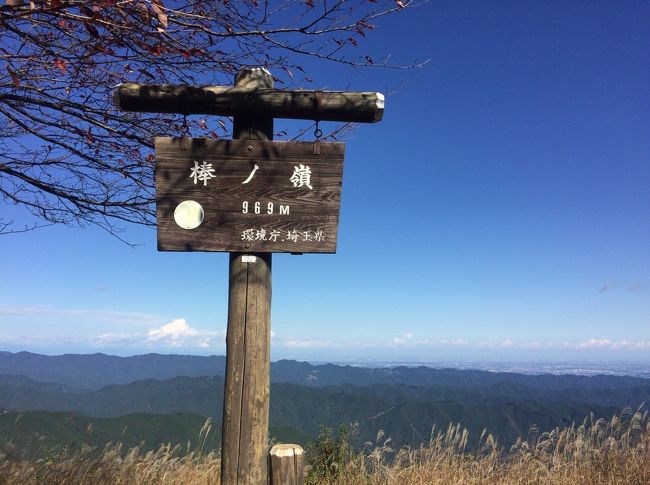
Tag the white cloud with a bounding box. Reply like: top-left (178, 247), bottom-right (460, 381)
top-left (280, 337), bottom-right (332, 348)
top-left (148, 318), bottom-right (200, 342)
top-left (296, 334), bottom-right (649, 351)
top-left (387, 332), bottom-right (451, 348)
top-left (522, 341), bottom-right (542, 349)
top-left (80, 333), bottom-right (650, 354)
top-left (0, 304), bottom-right (165, 326)
top-left (573, 338), bottom-right (650, 350)
top-left (380, 336), bottom-right (650, 352)
top-left (391, 333), bottom-right (414, 346)
top-left (146, 318), bottom-right (224, 348)
top-left (82, 318), bottom-right (226, 350)
top-left (95, 332), bottom-right (141, 345)
top-left (576, 338), bottom-right (612, 349)
top-left (440, 338), bottom-right (468, 346)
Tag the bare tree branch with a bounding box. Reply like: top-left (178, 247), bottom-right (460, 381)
top-left (0, 0), bottom-right (424, 239)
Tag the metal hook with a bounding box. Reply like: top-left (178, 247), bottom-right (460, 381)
top-left (314, 121), bottom-right (322, 140)
top-left (313, 121), bottom-right (322, 155)
top-left (180, 114), bottom-right (190, 149)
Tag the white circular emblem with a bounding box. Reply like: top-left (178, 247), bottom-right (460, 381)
top-left (173, 200), bottom-right (204, 230)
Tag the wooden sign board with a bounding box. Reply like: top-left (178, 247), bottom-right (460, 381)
top-left (155, 137), bottom-right (345, 253)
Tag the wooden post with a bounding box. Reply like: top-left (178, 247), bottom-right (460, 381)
top-left (111, 67), bottom-right (384, 485)
top-left (269, 444), bottom-right (304, 485)
top-left (221, 67), bottom-right (274, 485)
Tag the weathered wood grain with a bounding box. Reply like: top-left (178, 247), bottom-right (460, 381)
top-left (113, 82), bottom-right (384, 123)
top-left (222, 66), bottom-right (273, 485)
top-left (238, 252), bottom-right (271, 485)
top-left (222, 253), bottom-right (272, 485)
top-left (155, 138), bottom-right (344, 253)
top-left (221, 253), bottom-right (250, 485)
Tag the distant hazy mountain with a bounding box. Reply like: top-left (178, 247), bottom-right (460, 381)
top-left (1, 372), bottom-right (648, 448)
top-left (270, 360), bottom-right (648, 391)
top-left (1, 351), bottom-right (648, 450)
top-left (0, 351), bottom-right (647, 391)
top-left (0, 351), bottom-right (226, 390)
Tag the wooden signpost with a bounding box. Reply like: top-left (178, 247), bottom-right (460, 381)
top-left (155, 138), bottom-right (345, 253)
top-left (113, 67), bottom-right (383, 485)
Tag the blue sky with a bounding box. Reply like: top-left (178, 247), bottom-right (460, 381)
top-left (1, 1), bottom-right (649, 363)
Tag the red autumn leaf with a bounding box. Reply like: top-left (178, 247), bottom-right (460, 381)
top-left (86, 127), bottom-right (95, 144)
top-left (51, 0), bottom-right (61, 8)
top-left (144, 44), bottom-right (165, 56)
top-left (356, 26), bottom-right (366, 38)
top-left (54, 58), bottom-right (67, 73)
top-left (180, 50), bottom-right (190, 59)
top-left (306, 0), bottom-right (314, 7)
top-left (7, 67), bottom-right (20, 87)
top-left (58, 20), bottom-right (66, 28)
top-left (348, 37), bottom-right (358, 47)
top-left (209, 130), bottom-right (219, 139)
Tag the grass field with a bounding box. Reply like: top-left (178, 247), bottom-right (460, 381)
top-left (1, 408), bottom-right (648, 484)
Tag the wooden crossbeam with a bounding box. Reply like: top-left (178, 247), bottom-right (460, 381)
top-left (112, 83), bottom-right (384, 123)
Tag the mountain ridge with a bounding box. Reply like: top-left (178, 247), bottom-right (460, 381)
top-left (1, 372), bottom-right (647, 449)
top-left (1, 351), bottom-right (647, 391)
